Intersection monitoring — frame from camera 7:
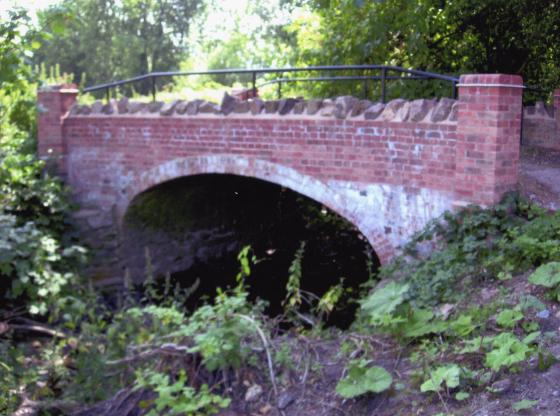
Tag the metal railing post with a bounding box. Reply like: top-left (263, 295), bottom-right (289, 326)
top-left (381, 67), bottom-right (387, 103)
top-left (151, 76), bottom-right (156, 102)
top-left (106, 87), bottom-right (110, 103)
top-left (252, 71), bottom-right (257, 97)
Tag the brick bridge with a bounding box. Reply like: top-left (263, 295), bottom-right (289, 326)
top-left (37, 74), bottom-right (560, 282)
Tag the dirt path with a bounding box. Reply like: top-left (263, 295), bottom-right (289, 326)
top-left (518, 147), bottom-right (560, 211)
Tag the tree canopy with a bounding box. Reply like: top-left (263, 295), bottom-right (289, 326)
top-left (34, 0), bottom-right (203, 92)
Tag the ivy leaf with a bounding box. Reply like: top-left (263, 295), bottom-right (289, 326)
top-left (528, 262), bottom-right (560, 288)
top-left (336, 360), bottom-right (392, 398)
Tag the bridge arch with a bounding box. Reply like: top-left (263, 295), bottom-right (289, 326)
top-left (119, 154), bottom-right (395, 264)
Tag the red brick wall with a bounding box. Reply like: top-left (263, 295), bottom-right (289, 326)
top-left (521, 89), bottom-right (560, 151)
top-left (61, 117), bottom-right (458, 195)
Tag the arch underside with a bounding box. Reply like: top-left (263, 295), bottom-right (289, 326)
top-left (121, 154), bottom-right (455, 264)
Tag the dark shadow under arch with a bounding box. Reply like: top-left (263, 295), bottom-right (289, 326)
top-left (122, 173), bottom-right (380, 327)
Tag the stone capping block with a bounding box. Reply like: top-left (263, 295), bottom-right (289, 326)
top-left (128, 101), bottom-right (146, 114)
top-left (408, 99), bottom-right (436, 122)
top-left (198, 101), bottom-right (220, 114)
top-left (250, 98), bottom-right (264, 115)
top-left (379, 99), bottom-right (407, 121)
top-left (306, 99), bottom-right (322, 115)
top-left (334, 96), bottom-right (359, 119)
top-left (364, 103), bottom-right (385, 120)
top-left (117, 97), bottom-right (129, 114)
top-left (350, 99), bottom-right (373, 117)
top-left (91, 100), bottom-right (103, 114)
top-left (278, 98), bottom-right (298, 115)
top-left (160, 100), bottom-right (182, 116)
top-left (430, 98), bottom-right (455, 122)
top-left (68, 95), bottom-right (459, 123)
top-left (264, 100), bottom-right (279, 114)
top-left (221, 92), bottom-right (237, 115)
top-left (319, 99), bottom-right (335, 117)
top-left (148, 101), bottom-right (164, 113)
top-left (293, 100), bottom-right (306, 114)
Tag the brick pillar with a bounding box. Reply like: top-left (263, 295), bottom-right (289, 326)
top-left (455, 74), bottom-right (523, 206)
top-left (37, 84), bottom-right (78, 176)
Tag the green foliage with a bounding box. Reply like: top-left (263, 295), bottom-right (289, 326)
top-left (353, 196), bottom-right (558, 402)
top-left (528, 262), bottom-right (560, 301)
top-left (34, 0), bottom-right (204, 94)
top-left (0, 214), bottom-right (84, 314)
top-left (283, 241), bottom-right (305, 313)
top-left (360, 281), bottom-right (409, 324)
top-left (496, 308), bottom-right (524, 329)
top-left (512, 399), bottom-right (539, 412)
top-left (135, 370), bottom-right (230, 416)
top-left (335, 359), bottom-right (392, 398)
top-left (484, 332), bottom-right (536, 372)
top-left (183, 287), bottom-right (265, 372)
top-left (0, 10), bottom-right (85, 313)
top-left (302, 0), bottom-right (560, 99)
top-left (420, 364), bottom-right (462, 393)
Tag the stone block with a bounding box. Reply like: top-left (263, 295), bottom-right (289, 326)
top-left (364, 103), bottom-right (385, 120)
top-left (91, 100), bottom-right (103, 114)
top-left (127, 101), bottom-right (146, 114)
top-left (350, 99), bottom-right (373, 117)
top-left (160, 100), bottom-right (182, 116)
top-left (250, 98), bottom-right (264, 115)
top-left (380, 99), bottom-right (407, 121)
top-left (148, 101), bottom-right (164, 113)
top-left (306, 99), bottom-right (322, 115)
top-left (221, 93), bottom-right (237, 115)
top-left (278, 98), bottom-right (298, 115)
top-left (319, 99), bottom-right (335, 117)
top-left (264, 100), bottom-right (279, 114)
top-left (199, 101), bottom-right (220, 113)
top-left (430, 98), bottom-right (455, 122)
top-left (408, 99), bottom-right (436, 122)
top-left (293, 101), bottom-right (306, 114)
top-left (334, 96), bottom-right (359, 119)
top-left (233, 100), bottom-right (250, 113)
top-left (117, 97), bottom-right (129, 114)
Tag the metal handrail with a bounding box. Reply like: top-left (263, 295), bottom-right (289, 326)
top-left (83, 65), bottom-right (460, 103)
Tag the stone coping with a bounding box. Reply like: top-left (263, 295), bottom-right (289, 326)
top-left (69, 94), bottom-right (459, 124)
top-left (523, 102), bottom-right (555, 119)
